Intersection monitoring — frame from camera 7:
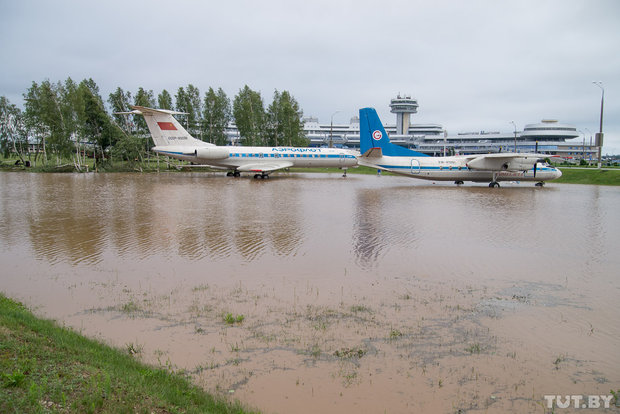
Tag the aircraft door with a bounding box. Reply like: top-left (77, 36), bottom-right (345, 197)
top-left (410, 159), bottom-right (420, 174)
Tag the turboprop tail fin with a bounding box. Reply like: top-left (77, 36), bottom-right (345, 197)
top-left (359, 107), bottom-right (428, 157)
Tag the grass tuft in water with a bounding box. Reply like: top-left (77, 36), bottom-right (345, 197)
top-left (466, 343), bottom-right (482, 354)
top-left (223, 313), bottom-right (245, 325)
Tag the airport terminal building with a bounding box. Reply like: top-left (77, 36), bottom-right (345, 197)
top-left (298, 96), bottom-right (598, 161)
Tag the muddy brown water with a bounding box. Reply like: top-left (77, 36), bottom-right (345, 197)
top-left (1, 171), bottom-right (619, 413)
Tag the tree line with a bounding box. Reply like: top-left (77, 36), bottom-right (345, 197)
top-left (0, 77), bottom-right (307, 167)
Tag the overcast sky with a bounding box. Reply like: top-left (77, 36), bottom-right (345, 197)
top-left (1, 0), bottom-right (619, 153)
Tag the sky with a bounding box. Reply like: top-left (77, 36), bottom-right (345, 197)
top-left (1, 0), bottom-right (619, 154)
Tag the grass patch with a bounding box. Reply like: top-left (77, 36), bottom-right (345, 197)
top-left (0, 293), bottom-right (258, 413)
top-left (349, 304), bottom-right (372, 313)
top-left (223, 313), bottom-right (245, 325)
top-left (466, 343), bottom-right (482, 354)
top-left (556, 168), bottom-right (620, 185)
top-left (389, 329), bottom-right (403, 340)
top-left (309, 344), bottom-right (322, 359)
top-left (334, 347), bottom-right (366, 359)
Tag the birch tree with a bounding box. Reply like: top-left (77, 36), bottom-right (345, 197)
top-left (267, 90), bottom-right (307, 147)
top-left (202, 87), bottom-right (231, 145)
top-left (233, 85), bottom-right (266, 146)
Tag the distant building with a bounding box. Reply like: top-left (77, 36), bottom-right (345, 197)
top-left (296, 95), bottom-right (597, 161)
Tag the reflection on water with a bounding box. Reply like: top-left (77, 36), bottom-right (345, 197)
top-left (1, 173), bottom-right (306, 266)
top-left (1, 172), bottom-right (619, 286)
top-left (349, 183), bottom-right (620, 287)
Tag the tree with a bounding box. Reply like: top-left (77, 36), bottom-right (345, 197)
top-left (175, 85), bottom-right (201, 138)
top-left (108, 87), bottom-right (133, 134)
top-left (134, 87), bottom-right (155, 108)
top-left (79, 79), bottom-right (121, 162)
top-left (0, 96), bottom-right (29, 162)
top-left (186, 84), bottom-right (202, 135)
top-left (59, 77), bottom-right (89, 167)
top-left (175, 87), bottom-right (189, 131)
top-left (202, 87), bottom-right (231, 145)
top-left (133, 87), bottom-right (155, 135)
top-left (233, 85), bottom-right (266, 146)
top-left (266, 90), bottom-right (307, 147)
top-left (158, 89), bottom-right (172, 110)
top-left (23, 80), bottom-right (72, 162)
top-left (111, 134), bottom-right (144, 164)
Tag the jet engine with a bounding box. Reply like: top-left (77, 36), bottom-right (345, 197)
top-left (195, 147), bottom-right (230, 160)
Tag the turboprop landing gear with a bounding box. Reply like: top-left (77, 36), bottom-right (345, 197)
top-left (342, 168), bottom-right (348, 177)
top-left (535, 181), bottom-right (545, 187)
top-left (454, 180), bottom-right (464, 185)
top-left (489, 173), bottom-right (500, 188)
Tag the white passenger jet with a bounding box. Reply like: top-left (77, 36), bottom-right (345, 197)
top-left (358, 107), bottom-right (562, 187)
top-left (125, 106), bottom-right (358, 178)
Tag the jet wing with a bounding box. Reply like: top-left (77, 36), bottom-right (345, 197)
top-left (235, 161), bottom-right (294, 173)
top-left (464, 153), bottom-right (547, 172)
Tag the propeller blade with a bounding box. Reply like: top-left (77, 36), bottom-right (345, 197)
top-left (534, 162), bottom-right (537, 177)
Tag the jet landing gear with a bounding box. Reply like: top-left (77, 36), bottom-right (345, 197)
top-left (227, 171), bottom-right (241, 177)
top-left (253, 173), bottom-right (269, 179)
top-left (454, 180), bottom-right (464, 185)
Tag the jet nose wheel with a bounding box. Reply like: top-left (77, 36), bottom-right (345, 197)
top-left (489, 182), bottom-right (500, 188)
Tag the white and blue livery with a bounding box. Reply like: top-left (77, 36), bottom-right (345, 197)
top-left (128, 106), bottom-right (358, 178)
top-left (358, 107), bottom-right (562, 187)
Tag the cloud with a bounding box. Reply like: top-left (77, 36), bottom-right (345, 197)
top-left (1, 0), bottom-right (619, 153)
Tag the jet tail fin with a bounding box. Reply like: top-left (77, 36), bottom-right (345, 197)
top-left (128, 106), bottom-right (209, 147)
top-left (359, 107), bottom-right (428, 157)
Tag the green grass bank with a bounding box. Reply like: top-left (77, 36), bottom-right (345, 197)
top-left (0, 293), bottom-right (258, 414)
top-left (555, 167), bottom-right (620, 186)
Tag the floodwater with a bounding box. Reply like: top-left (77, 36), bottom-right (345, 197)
top-left (1, 171), bottom-right (619, 413)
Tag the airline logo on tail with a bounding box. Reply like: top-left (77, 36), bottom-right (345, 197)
top-left (372, 130), bottom-right (383, 140)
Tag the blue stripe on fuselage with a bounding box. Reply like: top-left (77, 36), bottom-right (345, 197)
top-left (378, 164), bottom-right (556, 172)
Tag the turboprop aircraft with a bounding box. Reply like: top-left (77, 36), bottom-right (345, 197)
top-left (358, 107), bottom-right (562, 187)
top-left (124, 106), bottom-right (358, 178)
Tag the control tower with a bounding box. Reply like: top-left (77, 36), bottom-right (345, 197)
top-left (390, 95), bottom-right (419, 135)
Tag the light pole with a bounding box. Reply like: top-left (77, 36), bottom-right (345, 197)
top-left (592, 81), bottom-right (604, 168)
top-left (510, 121), bottom-right (517, 152)
top-left (329, 110), bottom-right (341, 148)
